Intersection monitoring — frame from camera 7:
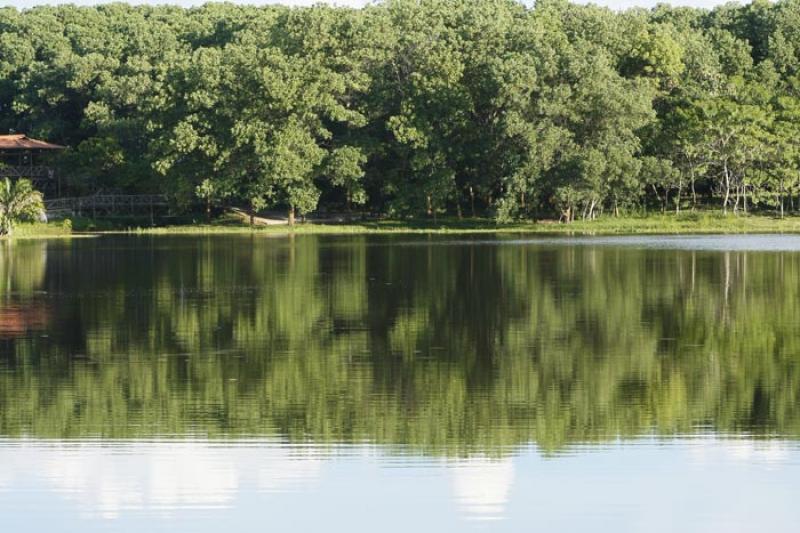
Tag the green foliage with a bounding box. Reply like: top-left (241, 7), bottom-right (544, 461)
top-left (2, 1), bottom-right (800, 221)
top-left (327, 146), bottom-right (368, 206)
top-left (0, 179), bottom-right (45, 235)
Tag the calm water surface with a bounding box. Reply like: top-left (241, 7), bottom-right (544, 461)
top-left (1, 233), bottom-right (799, 531)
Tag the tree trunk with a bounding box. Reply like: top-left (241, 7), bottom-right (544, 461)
top-left (0, 214), bottom-right (11, 236)
top-left (288, 206), bottom-right (295, 226)
top-left (469, 186), bottom-right (476, 217)
top-left (651, 184), bottom-right (662, 210)
top-left (722, 165), bottom-right (731, 214)
top-left (743, 185), bottom-right (748, 214)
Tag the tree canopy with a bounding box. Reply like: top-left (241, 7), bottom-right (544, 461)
top-left (3, 1), bottom-right (800, 220)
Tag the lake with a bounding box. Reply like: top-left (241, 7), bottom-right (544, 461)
top-left (1, 233), bottom-right (799, 531)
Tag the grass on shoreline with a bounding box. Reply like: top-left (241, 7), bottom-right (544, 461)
top-left (11, 220), bottom-right (75, 239)
top-left (106, 211), bottom-right (800, 236)
top-left (9, 211), bottom-right (800, 238)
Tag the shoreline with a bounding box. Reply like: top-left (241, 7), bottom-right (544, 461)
top-left (8, 212), bottom-right (800, 239)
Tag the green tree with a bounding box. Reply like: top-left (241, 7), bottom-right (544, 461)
top-left (0, 178), bottom-right (45, 235)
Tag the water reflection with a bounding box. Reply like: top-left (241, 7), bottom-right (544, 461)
top-left (1, 235), bottom-right (799, 453)
top-left (2, 234), bottom-right (800, 529)
top-left (451, 457), bottom-right (514, 520)
top-left (0, 437), bottom-right (798, 530)
top-left (0, 440), bottom-right (324, 519)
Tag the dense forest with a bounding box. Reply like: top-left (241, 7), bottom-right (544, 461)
top-left (3, 0), bottom-right (800, 221)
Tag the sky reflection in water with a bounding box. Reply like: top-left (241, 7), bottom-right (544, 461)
top-left (1, 438), bottom-right (798, 532)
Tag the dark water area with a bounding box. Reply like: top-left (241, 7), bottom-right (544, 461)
top-left (1, 234), bottom-right (799, 531)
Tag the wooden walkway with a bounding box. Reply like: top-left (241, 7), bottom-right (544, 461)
top-left (1, 166), bottom-right (60, 195)
top-left (45, 194), bottom-right (168, 217)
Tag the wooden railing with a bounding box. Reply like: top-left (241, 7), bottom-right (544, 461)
top-left (45, 194), bottom-right (168, 217)
top-left (0, 166), bottom-right (56, 179)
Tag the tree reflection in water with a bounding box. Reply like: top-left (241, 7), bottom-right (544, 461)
top-left (1, 235), bottom-right (799, 455)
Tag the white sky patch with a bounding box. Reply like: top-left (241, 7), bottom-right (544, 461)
top-left (688, 437), bottom-right (792, 469)
top-left (450, 457), bottom-right (515, 521)
top-left (2, 0), bottom-right (368, 7)
top-left (1, 438), bottom-right (798, 530)
top-left (0, 0), bottom-right (732, 11)
top-left (0, 440), bottom-right (326, 519)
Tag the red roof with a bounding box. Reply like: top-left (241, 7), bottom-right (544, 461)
top-left (0, 134), bottom-right (65, 150)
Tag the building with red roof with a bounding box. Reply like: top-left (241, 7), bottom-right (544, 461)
top-left (0, 134), bottom-right (66, 195)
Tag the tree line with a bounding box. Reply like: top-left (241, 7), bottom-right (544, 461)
top-left (3, 0), bottom-right (800, 221)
